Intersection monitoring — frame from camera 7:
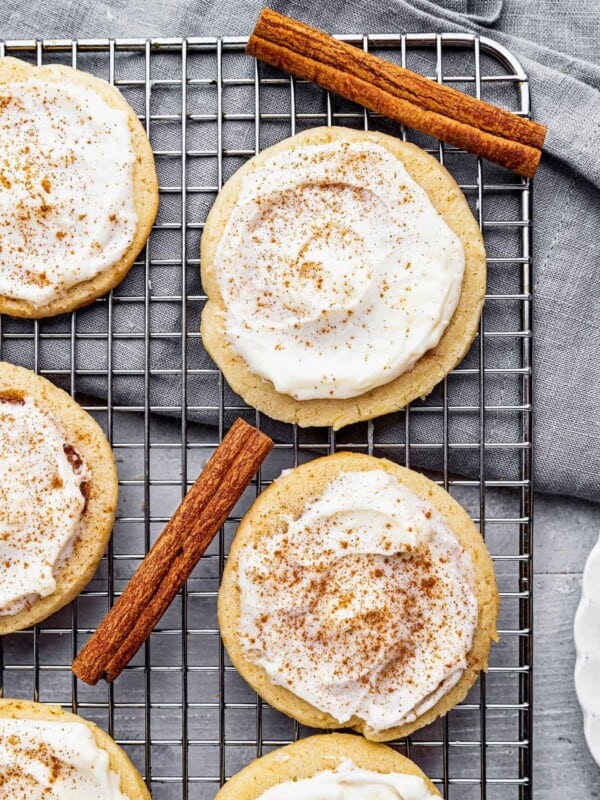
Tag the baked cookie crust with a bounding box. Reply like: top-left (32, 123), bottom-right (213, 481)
top-left (215, 733), bottom-right (442, 798)
top-left (0, 362), bottom-right (118, 634)
top-left (218, 452), bottom-right (499, 741)
top-left (201, 126), bottom-right (486, 429)
top-left (0, 56), bottom-right (158, 319)
top-left (0, 698), bottom-right (150, 799)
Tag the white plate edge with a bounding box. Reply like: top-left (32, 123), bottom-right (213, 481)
top-left (574, 532), bottom-right (600, 767)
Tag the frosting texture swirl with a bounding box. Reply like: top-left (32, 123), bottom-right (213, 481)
top-left (0, 717), bottom-right (127, 799)
top-left (0, 79), bottom-right (137, 306)
top-left (0, 396), bottom-right (88, 616)
top-left (238, 469), bottom-right (478, 733)
top-left (214, 139), bottom-right (465, 400)
top-left (255, 760), bottom-right (437, 800)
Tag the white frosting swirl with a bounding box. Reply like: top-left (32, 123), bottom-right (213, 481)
top-left (255, 760), bottom-right (437, 800)
top-left (0, 717), bottom-right (127, 799)
top-left (0, 79), bottom-right (137, 306)
top-left (214, 139), bottom-right (465, 400)
top-left (238, 469), bottom-right (478, 733)
top-left (0, 396), bottom-right (88, 616)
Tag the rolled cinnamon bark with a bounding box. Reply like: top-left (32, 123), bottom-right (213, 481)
top-left (72, 418), bottom-right (273, 685)
top-left (247, 9), bottom-right (546, 177)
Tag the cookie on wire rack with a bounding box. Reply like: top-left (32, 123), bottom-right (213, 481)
top-left (0, 698), bottom-right (150, 798)
top-left (0, 362), bottom-right (118, 634)
top-left (215, 733), bottom-right (442, 798)
top-left (218, 452), bottom-right (499, 741)
top-left (201, 125), bottom-right (486, 429)
top-left (0, 56), bottom-right (158, 318)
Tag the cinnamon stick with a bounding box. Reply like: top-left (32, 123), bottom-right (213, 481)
top-left (72, 418), bottom-right (273, 685)
top-left (247, 9), bottom-right (546, 177)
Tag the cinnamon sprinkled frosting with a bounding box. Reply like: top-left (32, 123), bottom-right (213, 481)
top-left (0, 717), bottom-right (127, 799)
top-left (0, 79), bottom-right (137, 306)
top-left (0, 395), bottom-right (89, 616)
top-left (213, 139), bottom-right (465, 400)
top-left (237, 469), bottom-right (478, 733)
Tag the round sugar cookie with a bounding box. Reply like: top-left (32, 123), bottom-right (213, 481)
top-left (0, 698), bottom-right (150, 798)
top-left (0, 56), bottom-right (158, 318)
top-left (218, 452), bottom-right (499, 741)
top-left (201, 126), bottom-right (485, 429)
top-left (0, 362), bottom-right (118, 634)
top-left (215, 733), bottom-right (442, 798)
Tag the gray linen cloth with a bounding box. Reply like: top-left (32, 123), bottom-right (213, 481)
top-left (1, 0), bottom-right (600, 501)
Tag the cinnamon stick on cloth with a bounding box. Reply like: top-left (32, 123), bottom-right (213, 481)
top-left (72, 418), bottom-right (273, 685)
top-left (247, 9), bottom-right (546, 178)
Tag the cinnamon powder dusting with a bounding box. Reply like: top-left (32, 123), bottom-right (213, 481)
top-left (0, 396), bottom-right (89, 616)
top-left (0, 718), bottom-right (128, 797)
top-left (215, 138), bottom-right (465, 401)
top-left (0, 79), bottom-right (137, 307)
top-left (237, 469), bottom-right (478, 731)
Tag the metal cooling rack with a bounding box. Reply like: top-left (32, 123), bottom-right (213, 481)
top-left (0, 32), bottom-right (533, 800)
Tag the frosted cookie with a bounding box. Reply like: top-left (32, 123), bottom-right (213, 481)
top-left (0, 362), bottom-right (118, 634)
top-left (218, 452), bottom-right (499, 741)
top-left (201, 126), bottom-right (485, 429)
top-left (216, 733), bottom-right (441, 799)
top-left (0, 698), bottom-right (150, 799)
top-left (0, 56), bottom-right (158, 318)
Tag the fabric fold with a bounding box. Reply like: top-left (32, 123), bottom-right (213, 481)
top-left (1, 0), bottom-right (600, 501)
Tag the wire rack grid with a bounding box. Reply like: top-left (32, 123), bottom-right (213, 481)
top-left (0, 31), bottom-right (533, 800)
